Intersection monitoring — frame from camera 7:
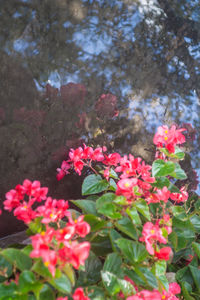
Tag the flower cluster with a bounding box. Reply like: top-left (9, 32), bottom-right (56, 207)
top-left (127, 282), bottom-right (181, 300)
top-left (57, 287), bottom-right (90, 300)
top-left (153, 124), bottom-right (186, 153)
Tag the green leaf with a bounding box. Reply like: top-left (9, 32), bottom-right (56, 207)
top-left (101, 271), bottom-right (120, 296)
top-left (116, 238), bottom-right (148, 263)
top-left (18, 271), bottom-right (42, 294)
top-left (152, 159), bottom-right (175, 177)
top-left (190, 215), bottom-right (200, 233)
top-left (115, 217), bottom-right (138, 240)
top-left (96, 193), bottom-right (121, 219)
top-left (0, 282), bottom-right (17, 299)
top-left (170, 163), bottom-right (187, 180)
top-left (31, 260), bottom-right (52, 278)
top-left (173, 146), bottom-right (185, 159)
top-left (77, 251), bottom-right (102, 286)
top-left (171, 206), bottom-right (187, 220)
top-left (152, 260), bottom-right (166, 277)
top-left (181, 282), bottom-right (195, 300)
top-left (152, 177), bottom-right (170, 189)
top-left (168, 183), bottom-right (181, 193)
top-left (103, 253), bottom-right (123, 277)
top-left (28, 217), bottom-right (44, 234)
top-left (158, 275), bottom-right (169, 291)
top-left (109, 229), bottom-right (123, 252)
top-left (173, 217), bottom-right (195, 250)
top-left (109, 178), bottom-right (117, 191)
top-left (126, 207), bottom-right (141, 225)
top-left (91, 234), bottom-right (112, 256)
top-left (134, 267), bottom-right (158, 289)
top-left (87, 286), bottom-right (105, 299)
top-left (49, 272), bottom-right (71, 294)
top-left (38, 284), bottom-right (54, 300)
top-left (0, 255), bottom-right (12, 282)
top-left (1, 249), bottom-right (32, 271)
top-left (117, 278), bottom-right (136, 297)
top-left (176, 266), bottom-right (193, 286)
top-left (82, 174), bottom-right (109, 195)
top-left (113, 195), bottom-right (127, 205)
top-left (189, 265), bottom-right (200, 292)
top-left (192, 242), bottom-right (200, 259)
top-left (70, 200), bottom-right (97, 216)
top-left (84, 215), bottom-right (107, 232)
top-left (96, 193), bottom-right (116, 210)
top-left (134, 199), bottom-right (151, 221)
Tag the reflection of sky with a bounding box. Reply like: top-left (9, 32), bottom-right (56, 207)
top-left (6, 0), bottom-right (200, 193)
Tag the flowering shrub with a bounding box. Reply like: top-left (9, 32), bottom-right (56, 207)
top-left (0, 124), bottom-right (200, 299)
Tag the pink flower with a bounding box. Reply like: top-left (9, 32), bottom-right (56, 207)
top-left (73, 287), bottom-right (90, 300)
top-left (57, 297), bottom-right (68, 300)
top-left (103, 168), bottom-right (110, 181)
top-left (139, 222), bottom-right (167, 255)
top-left (56, 161), bottom-right (71, 181)
top-left (66, 213), bottom-right (91, 238)
top-left (161, 282), bottom-right (181, 299)
top-left (127, 289), bottom-right (162, 300)
top-left (116, 178), bottom-right (138, 200)
top-left (153, 125), bottom-right (186, 153)
top-left (170, 186), bottom-right (188, 203)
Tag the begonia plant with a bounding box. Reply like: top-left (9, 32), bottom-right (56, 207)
top-left (0, 124), bottom-right (200, 299)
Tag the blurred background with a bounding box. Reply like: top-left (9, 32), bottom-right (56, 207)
top-left (0, 0), bottom-right (199, 236)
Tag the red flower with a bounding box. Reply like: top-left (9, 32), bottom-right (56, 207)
top-left (73, 287), bottom-right (90, 300)
top-left (59, 241), bottom-right (90, 269)
top-left (170, 186), bottom-right (188, 203)
top-left (66, 213), bottom-right (91, 238)
top-left (155, 247), bottom-right (173, 261)
top-left (127, 289), bottom-right (162, 300)
top-left (103, 153), bottom-right (121, 166)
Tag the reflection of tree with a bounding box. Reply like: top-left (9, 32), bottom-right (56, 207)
top-left (0, 0), bottom-right (199, 235)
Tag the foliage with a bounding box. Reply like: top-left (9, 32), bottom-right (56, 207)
top-left (0, 124), bottom-right (200, 299)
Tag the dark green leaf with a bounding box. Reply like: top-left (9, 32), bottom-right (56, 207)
top-left (116, 238), bottom-right (148, 263)
top-left (134, 199), bottom-right (151, 221)
top-left (103, 253), bottom-right (123, 277)
top-left (49, 272), bottom-right (71, 293)
top-left (0, 282), bottom-right (17, 299)
top-left (77, 251), bottom-right (102, 286)
top-left (152, 177), bottom-right (170, 189)
top-left (109, 229), bottom-right (123, 252)
top-left (96, 193), bottom-right (116, 210)
top-left (171, 206), bottom-right (187, 220)
top-left (0, 255), bottom-right (12, 282)
top-left (152, 159), bottom-right (175, 177)
top-left (1, 249), bottom-right (32, 271)
top-left (134, 267), bottom-right (158, 289)
top-left (126, 207), bottom-right (141, 225)
top-left (190, 215), bottom-right (200, 233)
top-left (84, 215), bottom-right (107, 232)
top-left (87, 286), bottom-right (105, 300)
top-left (115, 217), bottom-right (138, 240)
top-left (192, 242), bottom-right (200, 259)
top-left (181, 282), bottom-right (195, 300)
top-left (82, 174), bottom-right (109, 195)
top-left (39, 284), bottom-right (54, 300)
top-left (71, 200), bottom-right (97, 216)
top-left (189, 265), bottom-right (200, 292)
top-left (91, 234), bottom-right (112, 256)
